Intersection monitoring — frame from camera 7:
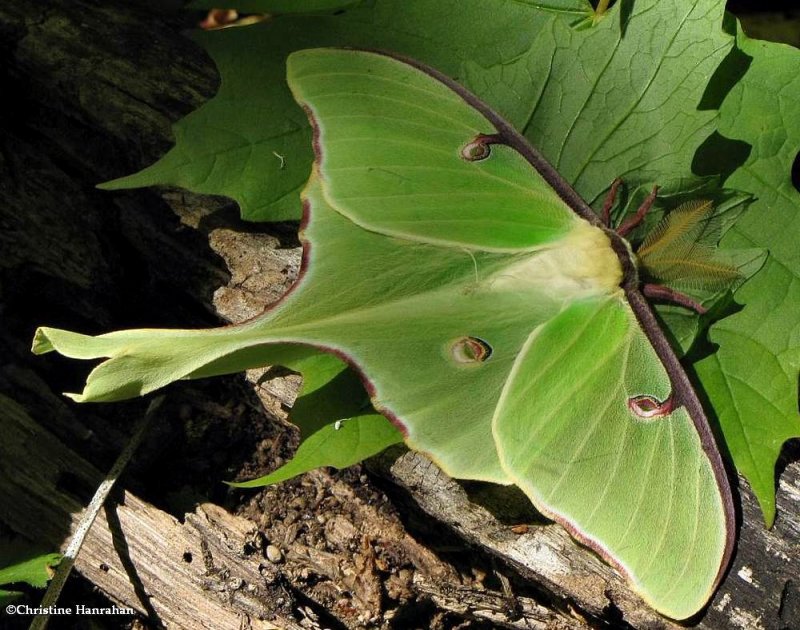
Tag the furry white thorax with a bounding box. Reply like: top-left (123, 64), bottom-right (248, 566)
top-left (487, 221), bottom-right (623, 300)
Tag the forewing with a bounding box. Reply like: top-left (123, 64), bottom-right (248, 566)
top-left (493, 296), bottom-right (733, 620)
top-left (260, 177), bottom-right (572, 483)
top-left (287, 48), bottom-right (583, 252)
top-left (34, 174), bottom-right (561, 483)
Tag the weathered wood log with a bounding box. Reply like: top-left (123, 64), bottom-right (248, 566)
top-left (0, 394), bottom-right (294, 629)
top-left (371, 451), bottom-right (800, 630)
top-left (0, 1), bottom-right (798, 629)
top-left (2, 391), bottom-right (584, 629)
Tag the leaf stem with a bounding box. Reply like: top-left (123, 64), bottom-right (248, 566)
top-left (595, 0), bottom-right (611, 16)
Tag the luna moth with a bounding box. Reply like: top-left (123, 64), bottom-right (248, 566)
top-left (32, 48), bottom-right (738, 619)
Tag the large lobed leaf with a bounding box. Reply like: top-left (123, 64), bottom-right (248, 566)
top-left (102, 0), bottom-right (572, 220)
top-left (104, 0), bottom-right (731, 221)
top-left (695, 27), bottom-right (800, 526)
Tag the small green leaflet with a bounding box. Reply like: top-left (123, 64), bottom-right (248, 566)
top-left (230, 414), bottom-right (401, 488)
top-left (237, 351), bottom-right (402, 485)
top-left (0, 538), bottom-right (61, 605)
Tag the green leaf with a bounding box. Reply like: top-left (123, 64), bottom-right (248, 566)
top-left (0, 539), bottom-right (61, 590)
top-left (106, 0), bottom-right (731, 224)
top-left (229, 413), bottom-right (402, 487)
top-left (695, 27), bottom-right (800, 526)
top-left (286, 353), bottom-right (372, 437)
top-left (510, 0), bottom-right (592, 16)
top-left (101, 0), bottom-right (567, 220)
top-left (515, 0), bottom-right (732, 207)
top-left (188, 0), bottom-right (363, 14)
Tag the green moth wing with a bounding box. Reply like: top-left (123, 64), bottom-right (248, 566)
top-left (288, 48), bottom-right (734, 619)
top-left (290, 48), bottom-right (586, 252)
top-left (493, 296), bottom-right (731, 618)
top-left (33, 48), bottom-right (735, 619)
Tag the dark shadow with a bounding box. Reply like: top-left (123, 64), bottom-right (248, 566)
top-left (727, 0), bottom-right (800, 12)
top-left (290, 583), bottom-right (351, 630)
top-left (773, 438), bottom-right (800, 505)
top-left (779, 578), bottom-right (800, 629)
top-left (676, 289), bottom-right (745, 364)
top-left (131, 376), bottom-right (293, 513)
top-left (692, 132), bottom-right (751, 182)
top-left (698, 19), bottom-right (752, 111)
top-left (619, 0), bottom-right (634, 37)
top-left (104, 488), bottom-right (162, 626)
top-left (792, 151), bottom-right (800, 194)
top-left (461, 482), bottom-right (548, 526)
top-left (602, 593), bottom-right (629, 628)
top-left (389, 597), bottom-right (438, 630)
top-left (55, 471), bottom-right (97, 506)
top-left (682, 293), bottom-right (745, 366)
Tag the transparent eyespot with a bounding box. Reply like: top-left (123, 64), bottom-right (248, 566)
top-left (628, 395), bottom-right (674, 419)
top-left (460, 139), bottom-right (491, 161)
top-left (450, 336), bottom-right (492, 365)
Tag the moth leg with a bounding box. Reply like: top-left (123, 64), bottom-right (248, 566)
top-left (642, 283), bottom-right (708, 315)
top-left (617, 185), bottom-right (659, 237)
top-left (600, 178), bottom-right (623, 227)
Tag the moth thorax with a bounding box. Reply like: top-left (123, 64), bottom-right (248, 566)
top-left (490, 221), bottom-right (624, 299)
